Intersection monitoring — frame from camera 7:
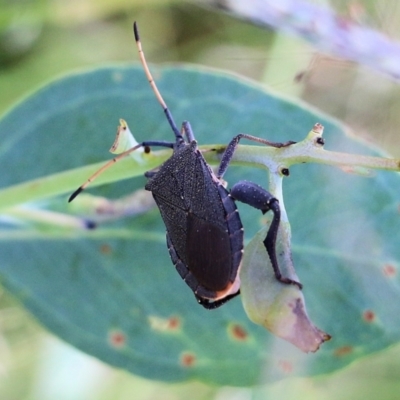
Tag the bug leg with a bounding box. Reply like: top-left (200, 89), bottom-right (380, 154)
top-left (144, 170), bottom-right (158, 179)
top-left (195, 292), bottom-right (241, 310)
top-left (217, 134), bottom-right (295, 179)
top-left (230, 180), bottom-right (302, 290)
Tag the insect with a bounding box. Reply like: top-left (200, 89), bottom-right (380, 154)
top-left (69, 22), bottom-right (301, 309)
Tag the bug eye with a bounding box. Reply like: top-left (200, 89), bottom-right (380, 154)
top-left (315, 137), bottom-right (325, 146)
top-left (280, 167), bottom-right (290, 177)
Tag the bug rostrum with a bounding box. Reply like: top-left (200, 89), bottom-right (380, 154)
top-left (69, 22), bottom-right (302, 309)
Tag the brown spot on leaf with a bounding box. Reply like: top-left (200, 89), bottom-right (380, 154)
top-left (229, 323), bottom-right (248, 341)
top-left (148, 315), bottom-right (181, 332)
top-left (100, 244), bottom-right (112, 255)
top-left (29, 181), bottom-right (41, 190)
top-left (108, 330), bottom-right (126, 349)
top-left (334, 346), bottom-right (353, 357)
top-left (294, 70), bottom-right (306, 83)
top-left (363, 310), bottom-right (375, 322)
top-left (180, 352), bottom-right (196, 367)
top-left (278, 360), bottom-right (293, 374)
top-left (383, 264), bottom-right (396, 277)
top-left (167, 316), bottom-right (180, 330)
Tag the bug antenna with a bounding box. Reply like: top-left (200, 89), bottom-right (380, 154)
top-left (68, 143), bottom-right (143, 203)
top-left (133, 22), bottom-right (183, 142)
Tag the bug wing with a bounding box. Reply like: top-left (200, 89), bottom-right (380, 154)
top-left (145, 145), bottom-right (194, 265)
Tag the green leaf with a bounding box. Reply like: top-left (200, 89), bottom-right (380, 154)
top-left (0, 65), bottom-right (399, 386)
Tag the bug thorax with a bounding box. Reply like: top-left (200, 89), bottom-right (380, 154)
top-left (174, 138), bottom-right (197, 151)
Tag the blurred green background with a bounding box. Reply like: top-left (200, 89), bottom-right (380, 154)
top-left (2, 0), bottom-right (400, 399)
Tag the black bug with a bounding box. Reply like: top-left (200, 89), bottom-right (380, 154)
top-left (69, 22), bottom-right (302, 309)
